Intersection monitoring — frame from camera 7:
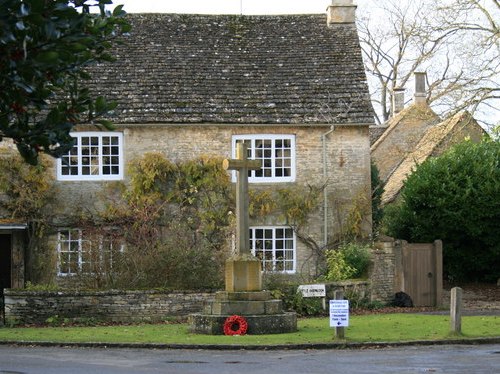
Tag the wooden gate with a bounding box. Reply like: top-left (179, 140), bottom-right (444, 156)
top-left (400, 240), bottom-right (443, 307)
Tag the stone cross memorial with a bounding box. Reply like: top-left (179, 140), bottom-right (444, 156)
top-left (222, 142), bottom-right (263, 292)
top-left (188, 142), bottom-right (297, 335)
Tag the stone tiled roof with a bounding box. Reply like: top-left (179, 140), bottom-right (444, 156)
top-left (369, 125), bottom-right (388, 145)
top-left (371, 104), bottom-right (441, 181)
top-left (88, 14), bottom-right (375, 125)
top-left (381, 111), bottom-right (486, 205)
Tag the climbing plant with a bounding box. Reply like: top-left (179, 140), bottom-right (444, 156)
top-left (249, 184), bottom-right (373, 279)
top-left (93, 152), bottom-right (234, 290)
top-left (0, 152), bottom-right (58, 283)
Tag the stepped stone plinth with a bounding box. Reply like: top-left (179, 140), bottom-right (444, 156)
top-left (189, 290), bottom-right (297, 335)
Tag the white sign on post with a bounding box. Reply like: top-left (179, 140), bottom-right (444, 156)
top-left (329, 299), bottom-right (349, 327)
top-left (298, 284), bottom-right (326, 298)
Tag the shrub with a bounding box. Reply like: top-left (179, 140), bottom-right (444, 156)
top-left (324, 249), bottom-right (356, 281)
top-left (384, 139), bottom-right (500, 282)
top-left (270, 285), bottom-right (326, 317)
top-left (371, 161), bottom-right (385, 234)
top-left (0, 153), bottom-right (57, 283)
top-left (82, 153), bottom-right (233, 290)
top-left (324, 242), bottom-right (372, 281)
top-left (341, 242), bottom-right (372, 278)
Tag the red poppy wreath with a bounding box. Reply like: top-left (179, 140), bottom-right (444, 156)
top-left (223, 315), bottom-right (248, 336)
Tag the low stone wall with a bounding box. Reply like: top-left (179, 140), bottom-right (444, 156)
top-left (3, 281), bottom-right (374, 325)
top-left (3, 289), bottom-right (214, 325)
top-left (324, 280), bottom-right (370, 301)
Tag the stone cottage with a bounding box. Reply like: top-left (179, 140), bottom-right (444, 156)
top-left (0, 1), bottom-right (375, 288)
top-left (371, 73), bottom-right (486, 205)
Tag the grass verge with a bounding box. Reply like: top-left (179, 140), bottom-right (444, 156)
top-left (0, 314), bottom-right (498, 345)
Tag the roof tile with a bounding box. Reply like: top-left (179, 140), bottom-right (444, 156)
top-left (88, 14), bottom-right (375, 125)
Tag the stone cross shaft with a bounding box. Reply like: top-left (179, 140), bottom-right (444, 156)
top-left (223, 143), bottom-right (261, 255)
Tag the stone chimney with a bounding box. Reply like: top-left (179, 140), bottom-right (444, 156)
top-left (414, 72), bottom-right (427, 105)
top-left (392, 88), bottom-right (405, 116)
top-left (327, 0), bottom-right (357, 25)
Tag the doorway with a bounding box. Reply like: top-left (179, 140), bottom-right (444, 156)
top-left (0, 234), bottom-right (11, 289)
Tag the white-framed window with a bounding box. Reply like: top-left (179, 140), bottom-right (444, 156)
top-left (56, 229), bottom-right (121, 276)
top-left (250, 226), bottom-right (296, 273)
top-left (232, 134), bottom-right (296, 183)
top-left (57, 132), bottom-right (124, 181)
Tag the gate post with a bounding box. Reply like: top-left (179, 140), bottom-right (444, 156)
top-left (434, 240), bottom-right (443, 307)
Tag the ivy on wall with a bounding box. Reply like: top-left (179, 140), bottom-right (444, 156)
top-left (0, 152), bottom-right (58, 283)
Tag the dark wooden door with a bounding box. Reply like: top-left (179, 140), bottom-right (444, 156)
top-left (0, 235), bottom-right (11, 289)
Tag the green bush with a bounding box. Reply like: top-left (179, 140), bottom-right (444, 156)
top-left (341, 243), bottom-right (372, 278)
top-left (384, 139), bottom-right (500, 282)
top-left (324, 249), bottom-right (356, 281)
top-left (271, 286), bottom-right (326, 317)
top-left (371, 161), bottom-right (385, 234)
top-left (324, 242), bottom-right (372, 281)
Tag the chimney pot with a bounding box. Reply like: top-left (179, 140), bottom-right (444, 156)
top-left (392, 88), bottom-right (405, 116)
top-left (327, 0), bottom-right (357, 25)
top-left (414, 72), bottom-right (427, 105)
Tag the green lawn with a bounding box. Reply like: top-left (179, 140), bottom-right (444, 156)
top-left (0, 314), bottom-right (498, 346)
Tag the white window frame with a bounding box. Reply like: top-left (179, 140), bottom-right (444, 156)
top-left (57, 132), bottom-right (124, 181)
top-left (249, 226), bottom-right (296, 273)
top-left (232, 134), bottom-right (296, 183)
top-left (56, 229), bottom-right (122, 276)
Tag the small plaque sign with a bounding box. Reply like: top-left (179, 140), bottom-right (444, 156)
top-left (298, 284), bottom-right (326, 298)
top-left (329, 299), bottom-right (350, 327)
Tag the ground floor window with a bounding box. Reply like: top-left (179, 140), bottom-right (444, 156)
top-left (57, 229), bottom-right (121, 276)
top-left (249, 226), bottom-right (296, 273)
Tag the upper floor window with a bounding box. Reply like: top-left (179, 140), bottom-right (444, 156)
top-left (57, 132), bottom-right (123, 181)
top-left (232, 134), bottom-right (295, 183)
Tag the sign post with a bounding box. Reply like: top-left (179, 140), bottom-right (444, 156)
top-left (298, 284), bottom-right (326, 310)
top-left (330, 290), bottom-right (349, 339)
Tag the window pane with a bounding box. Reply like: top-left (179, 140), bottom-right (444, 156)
top-left (58, 133), bottom-right (122, 180)
top-left (249, 227), bottom-right (295, 273)
top-left (57, 229), bottom-right (118, 276)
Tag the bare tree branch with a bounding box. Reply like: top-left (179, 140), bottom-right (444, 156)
top-left (358, 0), bottom-right (499, 128)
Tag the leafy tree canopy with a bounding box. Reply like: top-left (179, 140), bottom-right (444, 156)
top-left (384, 139), bottom-right (500, 282)
top-left (0, 0), bottom-right (130, 164)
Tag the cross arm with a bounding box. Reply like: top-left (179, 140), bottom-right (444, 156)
top-left (222, 159), bottom-right (261, 171)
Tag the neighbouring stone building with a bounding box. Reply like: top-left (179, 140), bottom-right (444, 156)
top-left (370, 73), bottom-right (486, 205)
top-left (0, 1), bottom-right (375, 288)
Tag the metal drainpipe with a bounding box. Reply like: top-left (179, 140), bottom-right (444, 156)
top-left (321, 125), bottom-right (335, 247)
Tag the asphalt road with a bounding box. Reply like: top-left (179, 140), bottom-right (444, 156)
top-left (0, 344), bottom-right (499, 374)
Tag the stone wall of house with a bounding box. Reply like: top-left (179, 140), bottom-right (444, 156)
top-left (3, 289), bottom-right (213, 325)
top-left (48, 123), bottom-right (372, 279)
